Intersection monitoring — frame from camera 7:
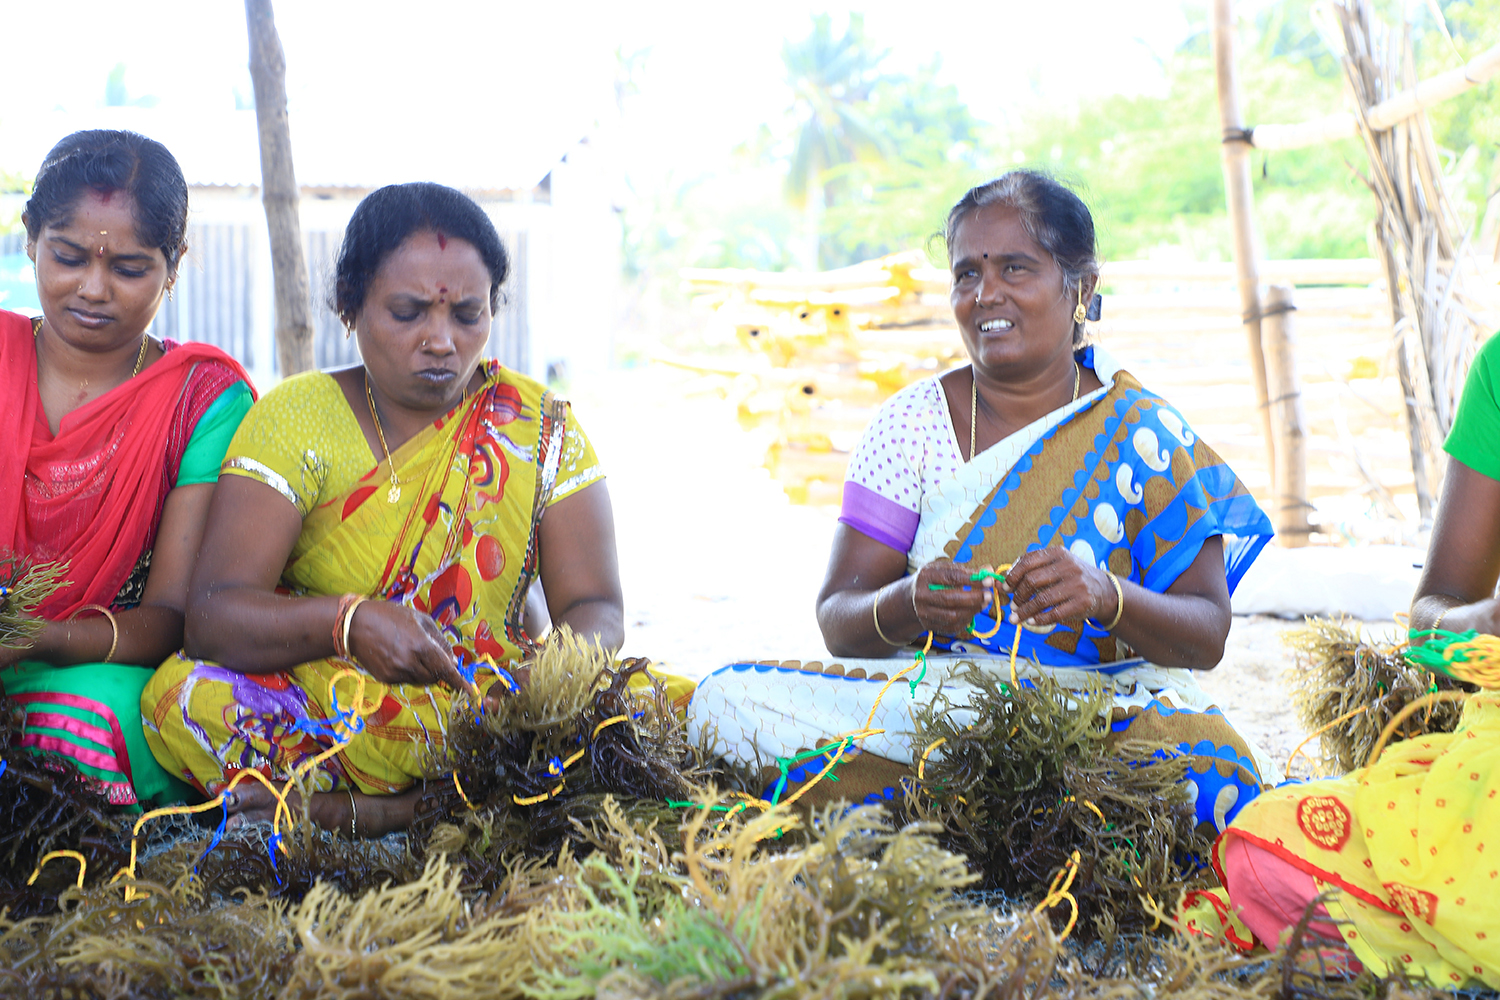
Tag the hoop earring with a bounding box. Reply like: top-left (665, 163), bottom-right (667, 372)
top-left (1072, 284), bottom-right (1088, 325)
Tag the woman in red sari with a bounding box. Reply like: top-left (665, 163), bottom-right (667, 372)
top-left (0, 130), bottom-right (253, 808)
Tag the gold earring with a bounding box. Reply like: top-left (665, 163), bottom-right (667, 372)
top-left (1073, 284), bottom-right (1087, 325)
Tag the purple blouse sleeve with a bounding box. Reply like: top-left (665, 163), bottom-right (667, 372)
top-left (838, 382), bottom-right (934, 554)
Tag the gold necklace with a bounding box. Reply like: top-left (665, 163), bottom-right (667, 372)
top-left (32, 319), bottom-right (151, 379)
top-left (970, 360), bottom-right (1081, 462)
top-left (365, 374), bottom-right (402, 504)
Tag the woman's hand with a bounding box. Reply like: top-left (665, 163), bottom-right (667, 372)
top-left (1001, 546), bottom-right (1116, 628)
top-left (347, 600), bottom-right (467, 690)
top-left (911, 558), bottom-right (1001, 636)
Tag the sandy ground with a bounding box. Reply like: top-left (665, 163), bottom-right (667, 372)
top-left (564, 365), bottom-right (1396, 780)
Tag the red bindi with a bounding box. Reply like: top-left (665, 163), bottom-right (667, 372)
top-left (436, 232), bottom-right (447, 250)
top-left (439, 286), bottom-right (448, 293)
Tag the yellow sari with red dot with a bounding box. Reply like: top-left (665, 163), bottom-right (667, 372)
top-left (143, 362), bottom-right (613, 796)
top-left (1185, 691), bottom-right (1500, 988)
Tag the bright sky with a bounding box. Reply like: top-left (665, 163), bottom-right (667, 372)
top-left (0, 0), bottom-right (1203, 186)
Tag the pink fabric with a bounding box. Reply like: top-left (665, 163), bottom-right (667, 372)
top-left (1220, 832), bottom-right (1351, 952)
top-left (9, 690), bottom-right (133, 785)
top-left (20, 711), bottom-right (116, 749)
top-left (20, 732), bottom-right (126, 772)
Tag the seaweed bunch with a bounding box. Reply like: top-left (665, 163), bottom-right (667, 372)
top-left (530, 795), bottom-right (1053, 1000)
top-left (0, 553), bottom-right (68, 650)
top-left (137, 817), bottom-right (423, 904)
top-left (415, 628), bottom-right (724, 874)
top-left (903, 664), bottom-right (1211, 941)
top-left (0, 875), bottom-right (297, 999)
top-left (0, 704), bottom-right (129, 914)
top-left (1285, 618), bottom-right (1470, 775)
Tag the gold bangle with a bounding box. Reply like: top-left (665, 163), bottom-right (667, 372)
top-left (1431, 604), bottom-right (1455, 634)
top-left (72, 604), bottom-right (118, 664)
top-left (872, 594), bottom-right (902, 646)
top-left (1091, 572), bottom-right (1124, 632)
top-left (333, 594), bottom-right (369, 661)
top-left (345, 787), bottom-right (358, 839)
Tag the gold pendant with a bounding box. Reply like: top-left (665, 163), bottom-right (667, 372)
top-left (387, 484), bottom-right (402, 504)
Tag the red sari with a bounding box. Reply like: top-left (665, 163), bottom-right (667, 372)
top-left (0, 309), bottom-right (250, 618)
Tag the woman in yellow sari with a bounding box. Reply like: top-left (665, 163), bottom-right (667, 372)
top-left (143, 182), bottom-right (620, 836)
top-left (1198, 331), bottom-right (1500, 988)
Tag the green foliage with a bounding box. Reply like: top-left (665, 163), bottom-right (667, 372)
top-left (621, 0), bottom-right (1496, 326)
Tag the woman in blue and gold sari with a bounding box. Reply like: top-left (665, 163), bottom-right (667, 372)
top-left (686, 171), bottom-right (1275, 825)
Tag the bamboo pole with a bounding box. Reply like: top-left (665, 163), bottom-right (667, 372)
top-left (1211, 0), bottom-right (1279, 503)
top-left (1249, 41), bottom-right (1500, 151)
top-left (246, 0), bottom-right (315, 377)
top-left (1262, 285), bottom-right (1311, 545)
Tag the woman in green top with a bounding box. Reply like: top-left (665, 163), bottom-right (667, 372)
top-left (0, 130), bottom-right (253, 809)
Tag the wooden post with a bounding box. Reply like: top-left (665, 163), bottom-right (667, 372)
top-left (1211, 0), bottom-right (1278, 503)
top-left (1262, 285), bottom-right (1311, 545)
top-left (246, 0), bottom-right (315, 377)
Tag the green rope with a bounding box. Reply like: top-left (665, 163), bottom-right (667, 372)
top-left (1404, 628), bottom-right (1480, 680)
top-left (927, 570), bottom-right (1007, 591)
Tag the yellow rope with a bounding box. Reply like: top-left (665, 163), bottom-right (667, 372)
top-left (918, 737), bottom-right (947, 781)
top-left (511, 714), bottom-right (633, 806)
top-left (28, 850), bottom-right (86, 889)
top-left (1285, 704), bottom-right (1370, 774)
top-left (861, 633), bottom-right (931, 734)
top-left (118, 668), bottom-right (376, 899)
top-left (1367, 690), bottom-right (1471, 766)
top-left (1033, 850), bottom-right (1082, 940)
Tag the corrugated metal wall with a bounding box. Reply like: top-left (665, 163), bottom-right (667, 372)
top-left (148, 216), bottom-right (532, 378)
top-left (150, 223), bottom-right (258, 366)
top-left (9, 212), bottom-right (534, 380)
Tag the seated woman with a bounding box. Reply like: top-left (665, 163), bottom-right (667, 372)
top-left (0, 130), bottom-right (254, 809)
top-left (1210, 331), bottom-right (1500, 986)
top-left (686, 171), bottom-right (1275, 822)
top-left (143, 182), bottom-right (622, 837)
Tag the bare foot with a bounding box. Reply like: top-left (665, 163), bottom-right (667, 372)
top-left (223, 783), bottom-right (423, 838)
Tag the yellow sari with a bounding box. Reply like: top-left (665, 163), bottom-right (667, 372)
top-left (143, 362), bottom-right (602, 795)
top-left (1207, 693), bottom-right (1500, 987)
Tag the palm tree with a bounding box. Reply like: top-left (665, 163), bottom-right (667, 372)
top-left (782, 14), bottom-right (889, 268)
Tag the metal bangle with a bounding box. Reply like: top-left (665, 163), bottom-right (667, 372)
top-left (872, 593), bottom-right (902, 646)
top-left (73, 604), bottom-right (119, 664)
top-left (345, 787), bottom-right (358, 840)
top-left (1089, 572), bottom-right (1125, 632)
top-left (1431, 604), bottom-right (1454, 634)
top-left (333, 594), bottom-right (369, 662)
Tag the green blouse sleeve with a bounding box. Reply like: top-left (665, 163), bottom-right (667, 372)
top-left (173, 381), bottom-right (254, 487)
top-left (1444, 332), bottom-right (1500, 482)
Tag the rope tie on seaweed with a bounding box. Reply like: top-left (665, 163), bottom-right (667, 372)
top-left (672, 567), bottom-right (1028, 823)
top-left (115, 667), bottom-right (380, 898)
top-left (1033, 850), bottom-right (1082, 940)
top-left (29, 849), bottom-right (87, 889)
top-left (1329, 628), bottom-right (1500, 770)
top-left (507, 714), bottom-right (632, 806)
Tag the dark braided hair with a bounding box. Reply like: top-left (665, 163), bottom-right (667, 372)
top-left (24, 130), bottom-right (190, 278)
top-left (333, 182), bottom-right (509, 322)
top-left (945, 171), bottom-right (1100, 344)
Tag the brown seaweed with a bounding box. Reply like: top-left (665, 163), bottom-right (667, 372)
top-left (902, 664), bottom-right (1213, 941)
top-left (0, 701), bottom-right (130, 915)
top-left (412, 631), bottom-right (729, 880)
top-left (1285, 618), bottom-right (1471, 775)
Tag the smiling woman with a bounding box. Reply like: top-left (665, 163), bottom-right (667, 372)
top-left (685, 171), bottom-right (1278, 827)
top-left (0, 130), bottom-right (255, 810)
top-left (141, 182), bottom-right (628, 838)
